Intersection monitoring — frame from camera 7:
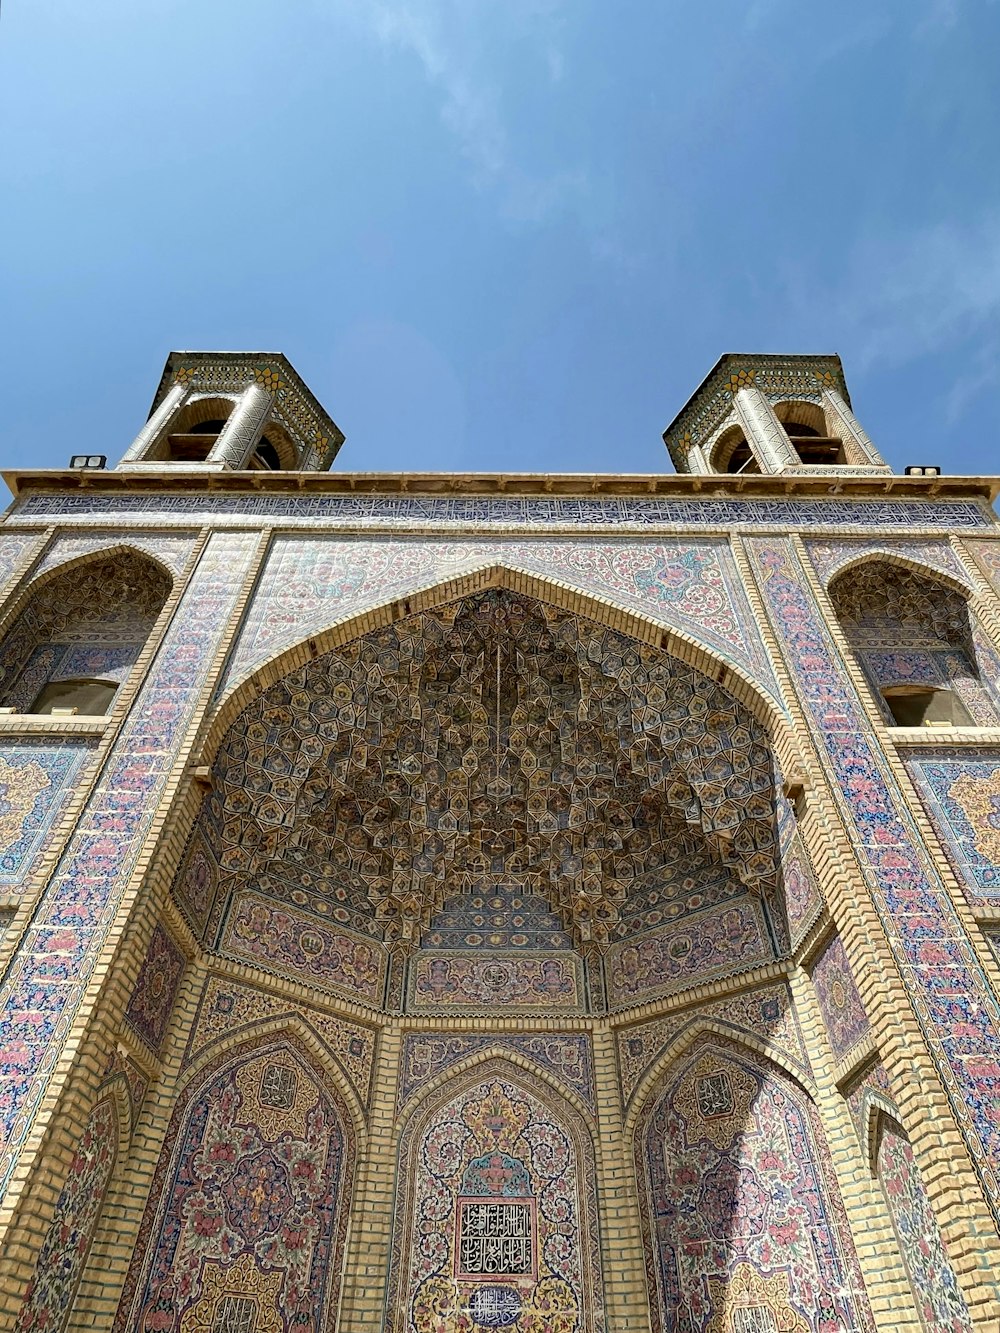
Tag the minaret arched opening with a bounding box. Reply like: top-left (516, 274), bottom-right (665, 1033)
top-left (775, 400), bottom-right (845, 466)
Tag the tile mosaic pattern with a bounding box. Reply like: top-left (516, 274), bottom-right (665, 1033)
top-left (31, 530), bottom-right (197, 582)
top-left (777, 797), bottom-right (825, 947)
top-left (186, 975), bottom-right (375, 1105)
top-left (12, 491), bottom-right (992, 530)
top-left (421, 884), bottom-right (573, 950)
top-left (0, 531), bottom-right (41, 594)
top-left (219, 891), bottom-right (386, 1005)
top-left (0, 548), bottom-right (173, 713)
top-left (13, 1095), bottom-right (119, 1333)
top-left (113, 1035), bottom-right (355, 1333)
top-left (877, 1119), bottom-right (973, 1331)
top-left (904, 749), bottom-right (1000, 903)
top-left (409, 952), bottom-right (584, 1014)
top-left (0, 532), bottom-right (257, 1199)
top-left (634, 1037), bottom-right (874, 1333)
top-left (806, 537), bottom-right (970, 590)
top-left (398, 1033), bottom-right (595, 1113)
top-left (0, 739), bottom-right (98, 891)
top-left (606, 898), bottom-right (774, 1010)
top-left (616, 983), bottom-right (810, 1105)
top-left (219, 535), bottom-right (779, 702)
top-left (829, 560), bottom-right (1000, 727)
top-left (123, 921), bottom-right (186, 1054)
top-left (387, 1066), bottom-right (605, 1333)
top-left (965, 538), bottom-right (1000, 590)
top-left (810, 933), bottom-right (870, 1063)
top-left (749, 537), bottom-right (1000, 1225)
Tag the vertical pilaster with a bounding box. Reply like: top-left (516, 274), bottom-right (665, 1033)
top-left (591, 1024), bottom-right (651, 1333)
top-left (786, 966), bottom-right (920, 1330)
top-left (686, 444), bottom-right (711, 476)
top-left (208, 383), bottom-right (274, 469)
top-left (743, 532), bottom-right (1000, 1321)
top-left (339, 1023), bottom-right (401, 1333)
top-left (733, 387), bottom-right (798, 472)
top-left (118, 382), bottom-right (188, 465)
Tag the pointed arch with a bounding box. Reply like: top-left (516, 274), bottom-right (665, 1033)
top-left (0, 542), bottom-right (174, 647)
top-left (623, 1015), bottom-right (819, 1139)
top-left (395, 1043), bottom-right (597, 1138)
top-left (632, 1031), bottom-right (874, 1333)
top-left (825, 548), bottom-right (972, 599)
top-left (25, 541), bottom-right (177, 594)
top-left (385, 1054), bottom-right (606, 1333)
top-left (206, 560), bottom-right (791, 759)
top-left (0, 544), bottom-right (174, 714)
top-left (177, 1011), bottom-right (368, 1145)
top-left (112, 1027), bottom-right (358, 1333)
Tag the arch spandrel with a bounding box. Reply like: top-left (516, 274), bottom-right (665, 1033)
top-left (213, 536), bottom-right (785, 716)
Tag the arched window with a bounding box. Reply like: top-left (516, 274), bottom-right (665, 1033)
top-left (0, 550), bottom-right (172, 715)
top-left (829, 561), bottom-right (998, 727)
top-left (775, 400), bottom-right (844, 465)
top-left (164, 396), bottom-right (238, 462)
top-left (250, 437), bottom-right (282, 470)
top-left (712, 425), bottom-right (760, 475)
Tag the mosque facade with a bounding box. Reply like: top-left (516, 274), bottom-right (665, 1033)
top-left (0, 350), bottom-right (999, 1331)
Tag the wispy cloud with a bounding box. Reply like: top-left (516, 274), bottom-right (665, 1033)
top-left (838, 216), bottom-right (1000, 370)
top-left (358, 0), bottom-right (588, 225)
top-left (783, 213), bottom-right (1000, 418)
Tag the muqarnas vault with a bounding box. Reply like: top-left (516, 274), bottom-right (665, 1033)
top-left (0, 350), bottom-right (999, 1332)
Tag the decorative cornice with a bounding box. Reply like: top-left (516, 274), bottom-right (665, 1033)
top-left (149, 351), bottom-right (345, 470)
top-left (662, 353), bottom-right (849, 470)
top-left (3, 469), bottom-right (995, 504)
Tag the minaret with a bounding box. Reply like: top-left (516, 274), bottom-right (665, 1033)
top-left (663, 354), bottom-right (890, 476)
top-left (117, 351), bottom-right (345, 472)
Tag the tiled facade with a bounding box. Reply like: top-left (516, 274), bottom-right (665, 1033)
top-left (0, 350), bottom-right (999, 1332)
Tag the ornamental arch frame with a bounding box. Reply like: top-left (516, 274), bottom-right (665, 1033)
top-left (0, 541), bottom-right (176, 645)
top-left (202, 560), bottom-right (797, 768)
top-left (622, 1015), bottom-right (820, 1142)
top-left (109, 1025), bottom-right (361, 1333)
top-left (169, 1010), bottom-right (369, 1148)
top-left (821, 548), bottom-right (974, 599)
top-left (384, 1052), bottom-right (608, 1333)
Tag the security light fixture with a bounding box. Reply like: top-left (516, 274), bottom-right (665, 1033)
top-left (68, 454), bottom-right (107, 469)
top-left (904, 465), bottom-right (941, 476)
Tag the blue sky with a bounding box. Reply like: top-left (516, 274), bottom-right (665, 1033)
top-left (2, 0), bottom-right (999, 476)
